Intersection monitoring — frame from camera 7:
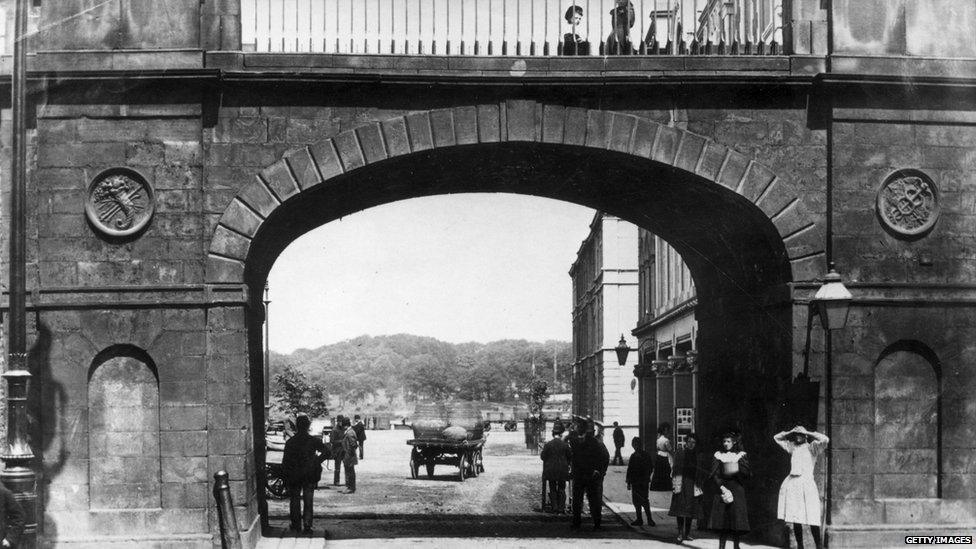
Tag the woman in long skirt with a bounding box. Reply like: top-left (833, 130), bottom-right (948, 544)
top-left (775, 426), bottom-right (829, 549)
top-left (668, 432), bottom-right (704, 543)
top-left (649, 423), bottom-right (674, 491)
top-left (708, 433), bottom-right (750, 549)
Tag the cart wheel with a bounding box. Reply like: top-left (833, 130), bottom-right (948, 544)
top-left (266, 470), bottom-right (287, 499)
top-left (426, 462), bottom-right (435, 478)
top-left (457, 453), bottom-right (467, 482)
top-left (409, 456), bottom-right (419, 479)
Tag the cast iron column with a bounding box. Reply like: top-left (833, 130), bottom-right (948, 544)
top-left (3, 0), bottom-right (37, 546)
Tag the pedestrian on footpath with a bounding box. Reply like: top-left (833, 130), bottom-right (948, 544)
top-left (708, 433), bottom-right (751, 549)
top-left (281, 414), bottom-right (329, 534)
top-left (611, 421), bottom-right (625, 466)
top-left (341, 416), bottom-right (359, 493)
top-left (669, 432), bottom-right (705, 542)
top-left (541, 423), bottom-right (572, 514)
top-left (353, 414), bottom-right (367, 460)
top-left (0, 481), bottom-right (25, 548)
top-left (649, 423), bottom-right (674, 492)
top-left (625, 436), bottom-right (655, 527)
top-left (774, 426), bottom-right (829, 549)
top-left (569, 420), bottom-right (610, 531)
top-left (331, 415), bottom-right (346, 486)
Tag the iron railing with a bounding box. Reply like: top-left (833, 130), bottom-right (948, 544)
top-left (242, 0), bottom-right (783, 56)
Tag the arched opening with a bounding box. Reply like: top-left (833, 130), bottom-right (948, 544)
top-left (218, 135), bottom-right (809, 533)
top-left (873, 340), bottom-right (942, 499)
top-left (87, 345), bottom-right (162, 510)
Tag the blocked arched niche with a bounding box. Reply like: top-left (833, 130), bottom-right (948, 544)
top-left (87, 345), bottom-right (162, 509)
top-left (873, 341), bottom-right (942, 499)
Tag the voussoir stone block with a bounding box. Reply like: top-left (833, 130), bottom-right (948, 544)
top-left (284, 147), bottom-right (321, 190)
top-left (236, 176), bottom-right (279, 218)
top-left (608, 114), bottom-right (636, 154)
top-left (309, 139), bottom-right (344, 180)
top-left (632, 118), bottom-right (658, 158)
top-left (696, 142), bottom-right (728, 181)
top-left (476, 104), bottom-right (501, 143)
top-left (651, 125), bottom-right (681, 165)
top-left (260, 160), bottom-right (300, 201)
top-left (718, 150), bottom-right (751, 192)
top-left (405, 112), bottom-right (434, 151)
top-left (356, 123), bottom-right (388, 164)
top-left (585, 110), bottom-right (611, 149)
top-left (739, 161), bottom-right (777, 202)
top-left (429, 109), bottom-right (457, 148)
top-left (541, 105), bottom-right (566, 144)
top-left (506, 100), bottom-right (537, 142)
top-left (453, 107), bottom-right (478, 145)
top-left (333, 130), bottom-right (365, 171)
top-left (563, 108), bottom-right (589, 146)
top-left (674, 132), bottom-right (707, 172)
top-left (218, 199), bottom-right (262, 238)
top-left (209, 226), bottom-right (251, 261)
top-left (381, 117), bottom-right (411, 157)
top-left (205, 255), bottom-right (244, 284)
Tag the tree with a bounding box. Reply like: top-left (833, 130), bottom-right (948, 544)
top-left (528, 377), bottom-right (550, 418)
top-left (272, 365), bottom-right (329, 418)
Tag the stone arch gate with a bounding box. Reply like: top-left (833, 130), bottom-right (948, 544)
top-left (24, 98), bottom-right (827, 547)
top-left (205, 100), bottom-right (825, 538)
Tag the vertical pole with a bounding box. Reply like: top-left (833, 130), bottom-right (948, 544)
top-left (824, 328), bottom-right (833, 548)
top-left (213, 471), bottom-right (243, 549)
top-left (3, 0), bottom-right (36, 544)
top-left (263, 282), bottom-right (271, 409)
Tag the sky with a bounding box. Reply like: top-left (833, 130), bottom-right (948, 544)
top-left (266, 193), bottom-right (597, 353)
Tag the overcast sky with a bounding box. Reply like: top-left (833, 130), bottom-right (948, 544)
top-left (266, 193), bottom-right (596, 353)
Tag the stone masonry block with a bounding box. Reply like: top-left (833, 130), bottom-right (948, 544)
top-left (541, 105), bottom-right (565, 144)
top-left (584, 110), bottom-right (610, 149)
top-left (161, 456), bottom-right (209, 484)
top-left (673, 132), bottom-right (706, 173)
top-left (209, 429), bottom-right (248, 455)
top-left (208, 381), bottom-right (250, 404)
top-left (283, 147), bottom-right (321, 191)
top-left (309, 139), bottom-right (344, 181)
top-left (260, 160), bottom-right (300, 201)
top-left (165, 356), bottom-right (206, 382)
top-left (214, 117), bottom-right (266, 143)
top-left (608, 114), bottom-right (636, 154)
top-left (205, 255), bottom-right (244, 284)
top-left (874, 474), bottom-right (936, 499)
top-left (381, 117), bottom-right (411, 158)
top-left (476, 104), bottom-right (500, 143)
top-left (236, 176), bottom-right (279, 218)
top-left (162, 482), bottom-right (208, 509)
top-left (718, 151), bottom-right (751, 192)
top-left (208, 404), bottom-right (251, 430)
top-left (631, 118), bottom-right (658, 159)
top-left (163, 141), bottom-right (203, 166)
top-left (160, 381), bottom-right (207, 405)
top-left (696, 142), bottom-right (728, 181)
top-left (160, 405), bottom-right (208, 432)
top-left (563, 108), bottom-right (588, 146)
top-left (834, 424), bottom-right (874, 450)
top-left (739, 161), bottom-right (777, 202)
top-left (755, 177), bottom-right (798, 219)
top-left (782, 224), bottom-right (825, 260)
top-left (405, 112), bottom-right (434, 151)
top-left (505, 100), bottom-right (537, 142)
top-left (832, 474), bottom-right (871, 499)
top-left (209, 226), bottom-right (251, 261)
top-left (874, 449), bottom-right (937, 474)
top-left (428, 109), bottom-right (456, 148)
top-left (160, 430), bottom-right (209, 456)
top-left (356, 123), bottom-right (389, 164)
top-left (651, 125), bottom-right (681, 165)
top-left (333, 130), bottom-right (365, 171)
top-left (453, 106), bottom-right (478, 145)
top-left (218, 199), bottom-right (262, 238)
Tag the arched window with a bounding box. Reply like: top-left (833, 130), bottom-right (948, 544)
top-left (88, 346), bottom-right (162, 509)
top-left (873, 341), bottom-right (941, 499)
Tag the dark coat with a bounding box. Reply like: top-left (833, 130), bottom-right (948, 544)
top-left (612, 427), bottom-right (625, 448)
top-left (707, 452), bottom-right (752, 532)
top-left (541, 436), bottom-right (572, 481)
top-left (0, 484), bottom-right (24, 548)
top-left (569, 435), bottom-right (610, 480)
top-left (330, 425), bottom-right (345, 458)
top-left (281, 432), bottom-right (328, 487)
top-left (625, 449), bottom-right (654, 485)
top-left (353, 421), bottom-right (367, 442)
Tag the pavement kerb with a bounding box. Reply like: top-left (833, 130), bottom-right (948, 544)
top-left (602, 496), bottom-right (680, 545)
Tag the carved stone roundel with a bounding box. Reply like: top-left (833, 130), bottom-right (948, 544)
top-left (876, 169), bottom-right (939, 237)
top-left (85, 168), bottom-right (155, 237)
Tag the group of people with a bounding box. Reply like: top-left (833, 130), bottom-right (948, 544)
top-left (545, 418), bottom-right (829, 549)
top-left (562, 0), bottom-right (670, 56)
top-left (280, 413), bottom-right (368, 533)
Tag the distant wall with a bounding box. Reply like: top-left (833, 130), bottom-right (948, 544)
top-left (833, 0), bottom-right (976, 58)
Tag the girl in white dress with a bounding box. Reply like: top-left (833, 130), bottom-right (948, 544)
top-left (774, 426), bottom-right (829, 549)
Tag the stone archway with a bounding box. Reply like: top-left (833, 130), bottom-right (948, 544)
top-left (205, 100), bottom-right (824, 286)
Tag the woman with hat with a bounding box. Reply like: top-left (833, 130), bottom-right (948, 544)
top-left (774, 426), bottom-right (829, 549)
top-left (707, 432), bottom-right (751, 549)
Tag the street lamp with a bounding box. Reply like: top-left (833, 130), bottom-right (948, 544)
top-left (614, 334), bottom-right (630, 366)
top-left (810, 262), bottom-right (852, 548)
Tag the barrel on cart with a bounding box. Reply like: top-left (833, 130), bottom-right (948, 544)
top-left (407, 438), bottom-right (485, 481)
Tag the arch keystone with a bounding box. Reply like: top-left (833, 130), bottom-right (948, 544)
top-left (505, 100), bottom-right (539, 142)
top-left (541, 105), bottom-right (567, 144)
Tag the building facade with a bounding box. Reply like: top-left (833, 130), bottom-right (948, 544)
top-left (633, 230), bottom-right (699, 447)
top-left (570, 213), bottom-right (639, 429)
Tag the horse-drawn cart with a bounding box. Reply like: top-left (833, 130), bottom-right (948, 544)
top-left (407, 438), bottom-right (485, 482)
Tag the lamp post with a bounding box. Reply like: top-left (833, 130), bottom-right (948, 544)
top-left (811, 262), bottom-right (852, 548)
top-left (263, 282), bottom-right (271, 410)
top-left (4, 0), bottom-right (37, 545)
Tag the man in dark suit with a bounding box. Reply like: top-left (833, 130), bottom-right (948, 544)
top-left (330, 415), bottom-right (346, 486)
top-left (570, 420), bottom-right (610, 531)
top-left (611, 421), bottom-right (626, 465)
top-left (352, 414), bottom-right (367, 460)
top-left (541, 423), bottom-right (572, 513)
top-left (281, 414), bottom-right (329, 533)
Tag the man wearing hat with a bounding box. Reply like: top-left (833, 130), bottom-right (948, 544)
top-left (541, 422), bottom-right (573, 513)
top-left (569, 420), bottom-right (610, 530)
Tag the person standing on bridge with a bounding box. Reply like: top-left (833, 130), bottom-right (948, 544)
top-left (341, 416), bottom-right (360, 494)
top-left (353, 414), bottom-right (367, 460)
top-left (774, 426), bottom-right (829, 549)
top-left (331, 415), bottom-right (346, 487)
top-left (611, 421), bottom-right (626, 465)
top-left (282, 414), bottom-right (329, 533)
top-left (562, 5), bottom-right (591, 56)
top-left (569, 420), bottom-right (610, 531)
top-left (605, 0), bottom-right (636, 55)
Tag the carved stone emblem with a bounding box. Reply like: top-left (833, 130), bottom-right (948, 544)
top-left (876, 169), bottom-right (939, 237)
top-left (85, 168), bottom-right (155, 237)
